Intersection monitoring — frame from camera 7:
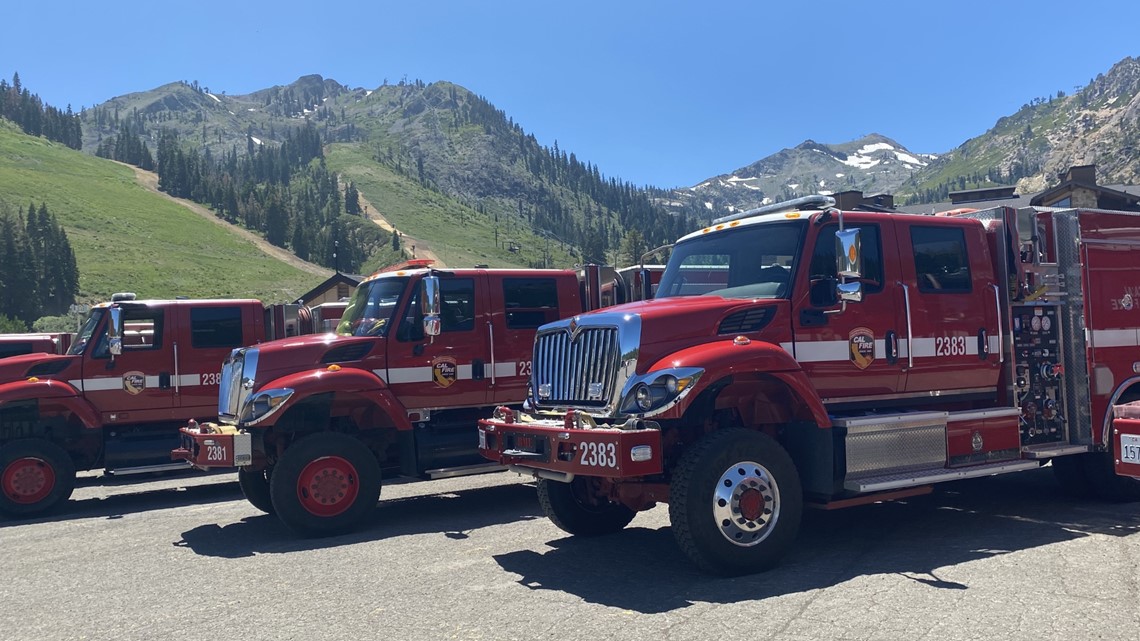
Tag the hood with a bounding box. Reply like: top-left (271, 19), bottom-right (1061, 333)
top-left (248, 333), bottom-right (381, 382)
top-left (0, 353), bottom-right (77, 385)
top-left (593, 296), bottom-right (786, 371)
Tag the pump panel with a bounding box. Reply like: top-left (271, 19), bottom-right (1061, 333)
top-left (1012, 304), bottom-right (1065, 444)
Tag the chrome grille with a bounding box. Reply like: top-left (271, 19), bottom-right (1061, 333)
top-left (534, 327), bottom-right (620, 407)
top-left (218, 347), bottom-right (257, 422)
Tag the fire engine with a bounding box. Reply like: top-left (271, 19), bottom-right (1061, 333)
top-left (0, 294), bottom-right (338, 517)
top-left (478, 195), bottom-right (1140, 576)
top-left (173, 262), bottom-right (655, 536)
top-left (0, 333), bottom-right (73, 359)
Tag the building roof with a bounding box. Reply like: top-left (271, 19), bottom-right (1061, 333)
top-left (293, 272), bottom-right (362, 305)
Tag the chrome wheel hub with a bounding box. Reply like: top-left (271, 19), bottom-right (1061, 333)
top-left (712, 460), bottom-right (779, 547)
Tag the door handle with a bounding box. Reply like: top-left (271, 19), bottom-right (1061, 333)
top-left (885, 330), bottom-right (899, 365)
top-left (159, 372), bottom-right (171, 389)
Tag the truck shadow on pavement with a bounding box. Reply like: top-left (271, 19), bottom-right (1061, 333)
top-left (0, 475), bottom-right (242, 529)
top-left (173, 481), bottom-right (543, 558)
top-left (492, 468), bottom-right (1140, 614)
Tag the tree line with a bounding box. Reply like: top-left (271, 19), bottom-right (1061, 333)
top-left (0, 73), bottom-right (82, 149)
top-left (149, 121), bottom-right (387, 273)
top-left (0, 202), bottom-right (80, 329)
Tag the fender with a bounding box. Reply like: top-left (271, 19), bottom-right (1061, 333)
top-left (0, 378), bottom-right (102, 429)
top-left (248, 366), bottom-right (412, 431)
top-left (646, 339), bottom-right (830, 427)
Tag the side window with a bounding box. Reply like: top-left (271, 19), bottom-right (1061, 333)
top-left (0, 343), bottom-right (33, 358)
top-left (912, 226), bottom-right (972, 293)
top-left (503, 278), bottom-right (559, 329)
top-left (96, 308), bottom-right (164, 356)
top-left (440, 279), bottom-right (476, 332)
top-left (191, 306), bottom-right (244, 349)
top-left (808, 224), bottom-right (883, 306)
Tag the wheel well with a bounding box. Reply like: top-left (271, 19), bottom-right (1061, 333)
top-left (260, 392), bottom-right (399, 471)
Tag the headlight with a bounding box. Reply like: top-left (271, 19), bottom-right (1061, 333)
top-left (619, 368), bottom-right (703, 416)
top-left (239, 387), bottom-right (294, 425)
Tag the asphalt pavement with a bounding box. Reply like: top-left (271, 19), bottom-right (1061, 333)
top-left (2, 466), bottom-right (1138, 641)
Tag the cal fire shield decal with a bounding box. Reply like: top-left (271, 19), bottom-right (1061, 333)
top-left (122, 371), bottom-right (146, 395)
top-left (849, 327), bottom-right (875, 370)
top-left (432, 356), bottom-right (457, 387)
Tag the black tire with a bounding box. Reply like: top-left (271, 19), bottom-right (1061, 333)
top-left (1082, 424), bottom-right (1140, 502)
top-left (269, 433), bottom-right (381, 537)
top-left (238, 467), bottom-right (275, 515)
top-left (1050, 455), bottom-right (1096, 498)
top-left (668, 428), bottom-right (803, 576)
top-left (537, 477), bottom-right (636, 536)
top-left (0, 439), bottom-right (76, 518)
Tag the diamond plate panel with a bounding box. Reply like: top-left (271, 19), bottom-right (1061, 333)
top-left (842, 420), bottom-right (948, 479)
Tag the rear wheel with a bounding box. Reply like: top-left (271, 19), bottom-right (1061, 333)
top-left (1050, 455), bottom-right (1095, 498)
top-left (669, 428), bottom-right (803, 576)
top-left (537, 477), bottom-right (636, 536)
top-left (269, 433), bottom-right (381, 537)
top-left (0, 439), bottom-right (76, 518)
top-left (238, 468), bottom-right (275, 514)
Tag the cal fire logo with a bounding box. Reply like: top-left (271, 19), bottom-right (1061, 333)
top-left (849, 327), bottom-right (875, 370)
top-left (432, 356), bottom-right (458, 388)
top-left (122, 371), bottom-right (147, 395)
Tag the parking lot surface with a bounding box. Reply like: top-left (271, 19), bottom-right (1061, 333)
top-left (2, 467), bottom-right (1139, 641)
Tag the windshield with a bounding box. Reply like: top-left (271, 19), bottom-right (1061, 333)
top-left (656, 222), bottom-right (805, 299)
top-left (336, 277), bottom-right (408, 337)
top-left (67, 309), bottom-right (105, 355)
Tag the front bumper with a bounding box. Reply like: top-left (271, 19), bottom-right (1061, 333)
top-left (477, 409), bottom-right (663, 479)
top-left (1113, 416), bottom-right (1140, 479)
top-left (171, 422), bottom-right (253, 470)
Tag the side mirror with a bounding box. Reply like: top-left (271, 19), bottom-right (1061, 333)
top-left (638, 267), bottom-right (653, 301)
top-left (837, 281), bottom-right (864, 303)
top-left (107, 307), bottom-right (123, 357)
top-left (420, 276), bottom-right (441, 339)
top-left (835, 228), bottom-right (862, 279)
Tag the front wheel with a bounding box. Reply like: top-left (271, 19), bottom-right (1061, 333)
top-left (0, 439), bottom-right (77, 518)
top-left (238, 468), bottom-right (275, 514)
top-left (269, 433), bottom-right (382, 537)
top-left (668, 429), bottom-right (803, 576)
top-left (537, 477), bottom-right (636, 536)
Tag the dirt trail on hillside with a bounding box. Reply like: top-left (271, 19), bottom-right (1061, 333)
top-left (351, 187), bottom-right (446, 268)
top-left (127, 165), bottom-right (332, 278)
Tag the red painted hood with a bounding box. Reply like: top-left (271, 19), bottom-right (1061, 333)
top-left (247, 333), bottom-right (383, 384)
top-left (593, 296), bottom-right (789, 370)
top-left (0, 353), bottom-right (79, 385)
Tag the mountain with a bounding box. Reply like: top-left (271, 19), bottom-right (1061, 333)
top-left (898, 56), bottom-right (1140, 203)
top-left (0, 119), bottom-right (322, 304)
top-left (80, 76), bottom-right (702, 270)
top-left (664, 134), bottom-right (936, 215)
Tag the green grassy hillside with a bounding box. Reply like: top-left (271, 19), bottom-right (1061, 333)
top-left (327, 144), bottom-right (578, 270)
top-left (0, 121), bottom-right (322, 304)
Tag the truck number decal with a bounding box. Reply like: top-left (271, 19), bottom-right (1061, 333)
top-left (202, 372), bottom-right (222, 386)
top-left (935, 336), bottom-right (966, 357)
top-left (206, 445), bottom-right (227, 462)
top-left (518, 360), bottom-right (532, 377)
top-left (578, 441), bottom-right (617, 468)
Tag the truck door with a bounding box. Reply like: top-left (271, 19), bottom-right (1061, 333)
top-left (486, 275), bottom-right (566, 405)
top-left (81, 304), bottom-right (178, 423)
top-left (387, 274), bottom-right (492, 409)
top-left (792, 221), bottom-right (905, 402)
top-left (178, 303), bottom-right (253, 416)
top-left (895, 220), bottom-right (1002, 395)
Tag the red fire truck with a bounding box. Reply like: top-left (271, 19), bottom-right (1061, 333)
top-left (0, 294), bottom-right (335, 517)
top-left (478, 195), bottom-right (1140, 575)
top-left (0, 333), bottom-right (73, 359)
top-left (173, 262), bottom-right (653, 536)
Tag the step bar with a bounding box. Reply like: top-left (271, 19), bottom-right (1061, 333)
top-left (105, 461), bottom-right (194, 476)
top-left (425, 462), bottom-right (505, 480)
top-left (844, 460), bottom-right (1041, 493)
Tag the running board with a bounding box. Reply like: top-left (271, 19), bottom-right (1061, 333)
top-left (1021, 443), bottom-right (1090, 459)
top-left (844, 460), bottom-right (1041, 493)
top-left (105, 461), bottom-right (194, 476)
top-left (425, 462), bottom-right (505, 480)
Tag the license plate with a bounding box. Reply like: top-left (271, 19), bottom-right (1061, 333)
top-left (1122, 434), bottom-right (1140, 464)
top-left (478, 429), bottom-right (487, 450)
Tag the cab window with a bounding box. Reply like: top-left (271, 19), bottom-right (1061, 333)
top-left (503, 278), bottom-right (559, 329)
top-left (95, 308), bottom-right (163, 356)
top-left (191, 306), bottom-right (244, 348)
top-left (911, 226), bottom-right (971, 293)
top-left (398, 279), bottom-right (476, 341)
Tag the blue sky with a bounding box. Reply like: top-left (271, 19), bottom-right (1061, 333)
top-left (4, 1), bottom-right (1138, 188)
